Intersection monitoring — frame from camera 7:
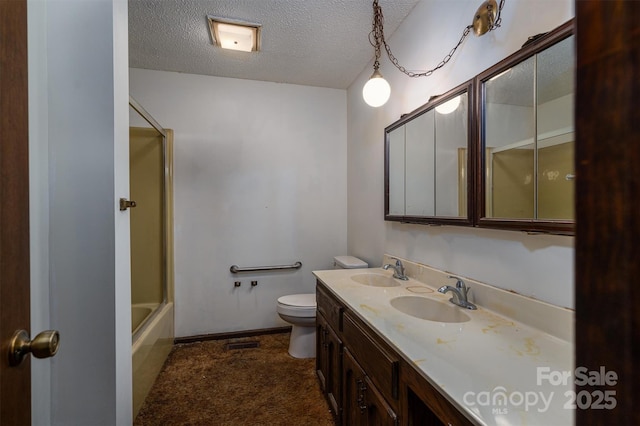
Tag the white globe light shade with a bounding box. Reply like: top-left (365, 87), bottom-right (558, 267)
top-left (362, 72), bottom-right (391, 107)
top-left (435, 95), bottom-right (461, 114)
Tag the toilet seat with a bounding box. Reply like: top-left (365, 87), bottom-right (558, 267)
top-left (278, 293), bottom-right (316, 307)
top-left (277, 294), bottom-right (316, 318)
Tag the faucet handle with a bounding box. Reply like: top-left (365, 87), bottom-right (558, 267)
top-left (392, 258), bottom-right (405, 274)
top-left (448, 275), bottom-right (468, 295)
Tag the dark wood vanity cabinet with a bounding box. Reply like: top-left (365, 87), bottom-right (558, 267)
top-left (316, 280), bottom-right (473, 426)
top-left (316, 283), bottom-right (345, 422)
top-left (316, 311), bottom-right (342, 421)
top-left (343, 347), bottom-right (398, 426)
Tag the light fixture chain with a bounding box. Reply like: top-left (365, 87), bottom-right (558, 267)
top-left (369, 0), bottom-right (505, 79)
top-left (493, 0), bottom-right (506, 28)
top-left (384, 25), bottom-right (473, 78)
top-left (369, 0), bottom-right (384, 71)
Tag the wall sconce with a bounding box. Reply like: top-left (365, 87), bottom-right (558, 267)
top-left (362, 0), bottom-right (506, 107)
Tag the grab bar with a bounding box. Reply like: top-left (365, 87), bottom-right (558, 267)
top-left (229, 261), bottom-right (302, 274)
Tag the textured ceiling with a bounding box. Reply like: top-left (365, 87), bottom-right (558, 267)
top-left (129, 0), bottom-right (421, 90)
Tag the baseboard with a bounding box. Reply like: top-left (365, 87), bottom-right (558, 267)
top-left (174, 326), bottom-right (292, 345)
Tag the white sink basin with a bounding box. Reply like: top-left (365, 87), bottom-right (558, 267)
top-left (390, 296), bottom-right (471, 323)
top-left (350, 273), bottom-right (401, 287)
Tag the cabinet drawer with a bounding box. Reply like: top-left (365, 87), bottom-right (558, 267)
top-left (343, 312), bottom-right (399, 403)
top-left (316, 281), bottom-right (343, 332)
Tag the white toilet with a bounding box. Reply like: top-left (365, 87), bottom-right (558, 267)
top-left (276, 256), bottom-right (368, 358)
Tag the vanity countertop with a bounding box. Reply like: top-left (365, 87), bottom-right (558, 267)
top-left (313, 266), bottom-right (574, 426)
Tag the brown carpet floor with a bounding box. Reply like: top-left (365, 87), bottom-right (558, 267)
top-left (134, 333), bottom-right (335, 426)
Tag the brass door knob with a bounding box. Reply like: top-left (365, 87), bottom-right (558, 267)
top-left (9, 329), bottom-right (60, 366)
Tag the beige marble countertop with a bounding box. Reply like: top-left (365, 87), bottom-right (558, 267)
top-left (313, 259), bottom-right (574, 426)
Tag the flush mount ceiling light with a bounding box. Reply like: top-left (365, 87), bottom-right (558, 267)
top-left (362, 0), bottom-right (506, 107)
top-left (207, 16), bottom-right (261, 52)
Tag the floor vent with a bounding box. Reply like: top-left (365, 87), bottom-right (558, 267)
top-left (225, 340), bottom-right (260, 350)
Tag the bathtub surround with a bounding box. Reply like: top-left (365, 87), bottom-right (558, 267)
top-left (132, 302), bottom-right (174, 418)
top-left (347, 0), bottom-right (575, 309)
top-left (130, 69), bottom-right (347, 338)
top-left (129, 107), bottom-right (175, 417)
top-left (129, 126), bottom-right (167, 308)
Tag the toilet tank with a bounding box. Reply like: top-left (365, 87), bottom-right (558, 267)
top-left (333, 256), bottom-right (368, 269)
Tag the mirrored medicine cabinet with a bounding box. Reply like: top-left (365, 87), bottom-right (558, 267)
top-left (384, 19), bottom-right (575, 235)
top-left (477, 20), bottom-right (574, 233)
top-left (385, 83), bottom-right (473, 226)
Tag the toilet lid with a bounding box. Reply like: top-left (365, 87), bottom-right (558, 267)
top-left (278, 293), bottom-right (316, 308)
top-left (334, 255), bottom-right (368, 269)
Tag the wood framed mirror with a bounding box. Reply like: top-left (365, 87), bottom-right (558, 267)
top-left (475, 20), bottom-right (575, 234)
top-left (385, 81), bottom-right (474, 226)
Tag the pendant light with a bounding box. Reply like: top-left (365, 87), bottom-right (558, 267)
top-left (363, 0), bottom-right (505, 107)
top-left (362, 0), bottom-right (390, 107)
top-left (363, 70), bottom-right (390, 107)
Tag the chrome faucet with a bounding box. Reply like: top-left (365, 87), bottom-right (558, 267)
top-left (438, 275), bottom-right (477, 310)
top-left (382, 258), bottom-right (408, 280)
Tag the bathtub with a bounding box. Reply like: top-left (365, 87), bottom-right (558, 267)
top-left (132, 304), bottom-right (155, 334)
top-left (132, 302), bottom-right (174, 418)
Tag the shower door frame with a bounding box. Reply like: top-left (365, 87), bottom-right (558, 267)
top-left (129, 96), bottom-right (170, 339)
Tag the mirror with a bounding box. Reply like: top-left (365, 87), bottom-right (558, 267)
top-left (384, 20), bottom-right (574, 234)
top-left (479, 22), bottom-right (574, 233)
top-left (385, 83), bottom-right (472, 225)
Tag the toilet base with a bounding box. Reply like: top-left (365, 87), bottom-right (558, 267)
top-left (287, 324), bottom-right (316, 358)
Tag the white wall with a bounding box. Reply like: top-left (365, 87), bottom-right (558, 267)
top-left (130, 69), bottom-right (347, 337)
top-left (347, 0), bottom-right (575, 309)
top-left (29, 0), bottom-right (132, 424)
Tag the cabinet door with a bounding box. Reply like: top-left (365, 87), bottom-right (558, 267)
top-left (316, 313), bottom-right (328, 392)
top-left (363, 375), bottom-right (398, 426)
top-left (317, 312), bottom-right (342, 421)
top-left (343, 348), bottom-right (398, 426)
top-left (343, 347), bottom-right (367, 426)
top-left (325, 320), bottom-right (342, 420)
